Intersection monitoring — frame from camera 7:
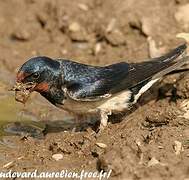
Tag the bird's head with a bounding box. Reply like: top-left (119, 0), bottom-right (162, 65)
top-left (12, 56), bottom-right (62, 103)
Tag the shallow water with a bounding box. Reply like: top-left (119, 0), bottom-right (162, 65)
top-left (0, 96), bottom-right (45, 138)
top-left (0, 80), bottom-right (85, 139)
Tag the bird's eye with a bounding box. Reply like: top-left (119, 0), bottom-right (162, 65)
top-left (32, 72), bottom-right (40, 79)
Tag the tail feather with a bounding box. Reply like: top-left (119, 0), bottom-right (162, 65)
top-left (155, 43), bottom-right (187, 63)
top-left (153, 55), bottom-right (189, 79)
top-left (130, 44), bottom-right (188, 103)
top-left (127, 43), bottom-right (187, 89)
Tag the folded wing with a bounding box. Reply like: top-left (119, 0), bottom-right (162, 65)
top-left (60, 44), bottom-right (187, 101)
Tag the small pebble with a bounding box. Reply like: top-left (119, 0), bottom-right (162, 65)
top-left (52, 153), bottom-right (63, 161)
top-left (147, 157), bottom-right (159, 167)
top-left (174, 140), bottom-right (183, 155)
top-left (158, 146), bottom-right (164, 149)
top-left (176, 33), bottom-right (189, 47)
top-left (94, 43), bottom-right (102, 55)
top-left (3, 161), bottom-right (14, 168)
top-left (78, 3), bottom-right (89, 11)
top-left (106, 18), bottom-right (116, 33)
top-left (105, 29), bottom-right (125, 46)
top-left (147, 37), bottom-right (165, 58)
top-left (69, 22), bottom-right (81, 32)
top-left (12, 29), bottom-right (31, 41)
top-left (95, 142), bottom-right (107, 149)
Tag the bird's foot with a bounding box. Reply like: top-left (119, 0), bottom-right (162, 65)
top-left (95, 124), bottom-right (106, 137)
top-left (94, 110), bottom-right (110, 137)
top-left (71, 127), bottom-right (77, 132)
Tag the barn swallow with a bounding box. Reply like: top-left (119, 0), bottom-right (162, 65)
top-left (12, 44), bottom-right (187, 132)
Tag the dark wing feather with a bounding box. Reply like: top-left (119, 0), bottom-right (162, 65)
top-left (61, 60), bottom-right (130, 101)
top-left (59, 44), bottom-right (186, 101)
top-left (119, 43), bottom-right (187, 90)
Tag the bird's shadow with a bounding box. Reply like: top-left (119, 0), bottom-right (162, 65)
top-left (43, 118), bottom-right (97, 135)
top-left (109, 82), bottom-right (179, 124)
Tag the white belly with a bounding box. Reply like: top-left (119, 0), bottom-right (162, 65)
top-left (98, 90), bottom-right (131, 112)
top-left (58, 90), bottom-right (131, 115)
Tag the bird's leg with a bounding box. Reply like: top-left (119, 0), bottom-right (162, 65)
top-left (72, 113), bottom-right (86, 132)
top-left (73, 113), bottom-right (98, 132)
top-left (99, 112), bottom-right (108, 130)
top-left (97, 110), bottom-right (111, 133)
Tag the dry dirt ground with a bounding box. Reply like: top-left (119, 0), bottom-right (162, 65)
top-left (1, 0), bottom-right (189, 179)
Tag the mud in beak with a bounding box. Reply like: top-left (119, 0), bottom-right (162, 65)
top-left (10, 82), bottom-right (36, 104)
